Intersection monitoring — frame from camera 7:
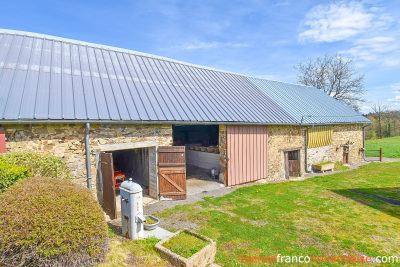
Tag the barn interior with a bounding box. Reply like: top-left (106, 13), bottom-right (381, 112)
top-left (173, 125), bottom-right (223, 193)
top-left (111, 148), bottom-right (156, 215)
top-left (112, 148), bottom-right (150, 190)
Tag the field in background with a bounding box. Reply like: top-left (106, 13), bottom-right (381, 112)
top-left (365, 136), bottom-right (400, 158)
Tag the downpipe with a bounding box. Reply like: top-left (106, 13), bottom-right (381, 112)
top-left (304, 126), bottom-right (314, 172)
top-left (85, 123), bottom-right (92, 191)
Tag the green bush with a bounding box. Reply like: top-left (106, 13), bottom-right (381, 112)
top-left (371, 129), bottom-right (376, 139)
top-left (0, 160), bottom-right (31, 192)
top-left (0, 177), bottom-right (108, 266)
top-left (0, 151), bottom-right (72, 180)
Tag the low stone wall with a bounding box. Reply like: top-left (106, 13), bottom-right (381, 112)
top-left (4, 124), bottom-right (173, 193)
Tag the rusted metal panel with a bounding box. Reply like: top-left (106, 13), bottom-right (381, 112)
top-left (158, 146), bottom-right (186, 200)
top-left (226, 125), bottom-right (268, 186)
top-left (101, 152), bottom-right (117, 219)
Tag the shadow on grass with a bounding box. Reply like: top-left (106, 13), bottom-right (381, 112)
top-left (331, 187), bottom-right (400, 219)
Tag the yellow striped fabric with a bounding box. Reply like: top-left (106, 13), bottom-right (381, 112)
top-left (307, 126), bottom-right (333, 148)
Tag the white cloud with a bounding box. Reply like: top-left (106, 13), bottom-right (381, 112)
top-left (387, 85), bottom-right (400, 102)
top-left (299, 1), bottom-right (373, 42)
top-left (388, 95), bottom-right (400, 102)
top-left (299, 1), bottom-right (400, 67)
top-left (170, 41), bottom-right (249, 50)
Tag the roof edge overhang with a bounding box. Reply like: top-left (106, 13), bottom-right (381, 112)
top-left (0, 119), bottom-right (371, 126)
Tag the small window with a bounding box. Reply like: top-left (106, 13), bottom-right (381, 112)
top-left (307, 126), bottom-right (333, 148)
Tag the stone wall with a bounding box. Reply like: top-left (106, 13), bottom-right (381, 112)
top-left (268, 124), bottom-right (364, 180)
top-left (3, 123), bottom-right (363, 189)
top-left (4, 124), bottom-right (173, 193)
top-left (267, 125), bottom-right (306, 181)
top-left (218, 125), bottom-right (227, 174)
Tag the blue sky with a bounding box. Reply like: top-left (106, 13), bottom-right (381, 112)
top-left (1, 0), bottom-right (399, 113)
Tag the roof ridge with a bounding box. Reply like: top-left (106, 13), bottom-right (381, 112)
top-left (0, 29), bottom-right (319, 89)
top-left (0, 28), bottom-right (245, 76)
top-left (250, 76), bottom-right (316, 89)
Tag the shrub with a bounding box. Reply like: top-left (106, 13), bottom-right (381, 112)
top-left (371, 129), bottom-right (377, 139)
top-left (0, 160), bottom-right (31, 192)
top-left (0, 151), bottom-right (72, 180)
top-left (0, 177), bottom-right (108, 266)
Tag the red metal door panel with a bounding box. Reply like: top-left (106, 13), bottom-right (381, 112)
top-left (0, 129), bottom-right (5, 153)
top-left (226, 125), bottom-right (268, 186)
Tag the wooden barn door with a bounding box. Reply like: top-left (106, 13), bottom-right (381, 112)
top-left (101, 152), bottom-right (117, 219)
top-left (226, 125), bottom-right (268, 186)
top-left (285, 150), bottom-right (300, 179)
top-left (158, 146), bottom-right (186, 200)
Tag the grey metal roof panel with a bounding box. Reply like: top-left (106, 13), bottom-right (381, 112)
top-left (248, 78), bottom-right (369, 124)
top-left (0, 29), bottom-right (367, 124)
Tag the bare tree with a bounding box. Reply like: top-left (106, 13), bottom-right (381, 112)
top-left (371, 103), bottom-right (389, 138)
top-left (295, 53), bottom-right (365, 110)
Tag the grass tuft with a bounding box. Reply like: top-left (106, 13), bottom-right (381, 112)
top-left (163, 232), bottom-right (209, 258)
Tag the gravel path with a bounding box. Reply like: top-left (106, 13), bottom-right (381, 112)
top-left (144, 186), bottom-right (237, 215)
top-left (365, 157), bottom-right (400, 163)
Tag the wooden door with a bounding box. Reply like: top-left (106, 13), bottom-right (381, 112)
top-left (101, 152), bottom-right (117, 219)
top-left (287, 150), bottom-right (300, 177)
top-left (226, 125), bottom-right (268, 186)
top-left (158, 146), bottom-right (186, 200)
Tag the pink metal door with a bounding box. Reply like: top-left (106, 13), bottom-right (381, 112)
top-left (226, 125), bottom-right (268, 186)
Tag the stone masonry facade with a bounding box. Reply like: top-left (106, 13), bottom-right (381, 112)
top-left (267, 125), bottom-right (306, 181)
top-left (4, 123), bottom-right (363, 190)
top-left (268, 124), bottom-right (364, 180)
top-left (4, 124), bottom-right (173, 193)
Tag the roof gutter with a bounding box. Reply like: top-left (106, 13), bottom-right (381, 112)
top-left (0, 119), bottom-right (371, 126)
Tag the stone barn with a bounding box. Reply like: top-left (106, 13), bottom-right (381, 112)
top-left (0, 30), bottom-right (369, 218)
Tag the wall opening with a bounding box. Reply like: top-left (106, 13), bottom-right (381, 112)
top-left (112, 148), bottom-right (150, 189)
top-left (98, 144), bottom-right (157, 219)
top-left (172, 125), bottom-right (222, 195)
top-left (284, 150), bottom-right (300, 179)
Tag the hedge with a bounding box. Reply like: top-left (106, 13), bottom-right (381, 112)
top-left (0, 160), bottom-right (31, 192)
top-left (0, 177), bottom-right (108, 266)
top-left (0, 151), bottom-right (72, 180)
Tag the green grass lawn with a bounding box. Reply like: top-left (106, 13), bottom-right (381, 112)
top-left (365, 136), bottom-right (400, 158)
top-left (155, 162), bottom-right (400, 266)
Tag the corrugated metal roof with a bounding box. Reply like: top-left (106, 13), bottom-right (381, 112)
top-left (0, 29), bottom-right (369, 125)
top-left (248, 78), bottom-right (369, 124)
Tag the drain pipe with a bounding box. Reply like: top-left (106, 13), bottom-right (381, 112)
top-left (85, 123), bottom-right (92, 191)
top-left (304, 126), bottom-right (314, 172)
top-left (305, 127), bottom-right (309, 172)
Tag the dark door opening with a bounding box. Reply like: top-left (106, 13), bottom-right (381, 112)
top-left (173, 124), bottom-right (220, 178)
top-left (285, 150), bottom-right (300, 179)
top-left (100, 147), bottom-right (157, 219)
top-left (172, 125), bottom-right (222, 194)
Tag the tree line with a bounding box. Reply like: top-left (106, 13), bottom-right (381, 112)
top-left (365, 105), bottom-right (400, 139)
